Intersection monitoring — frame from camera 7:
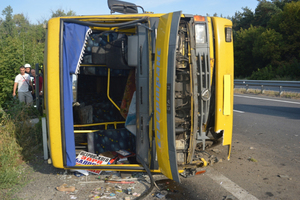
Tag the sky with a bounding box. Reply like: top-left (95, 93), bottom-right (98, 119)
top-left (0, 0), bottom-right (259, 24)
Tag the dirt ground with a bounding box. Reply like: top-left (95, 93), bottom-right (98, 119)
top-left (3, 145), bottom-right (229, 200)
top-left (5, 154), bottom-right (196, 200)
top-left (3, 133), bottom-right (299, 200)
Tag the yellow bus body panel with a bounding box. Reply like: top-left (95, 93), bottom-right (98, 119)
top-left (212, 17), bottom-right (234, 160)
top-left (207, 17), bottom-right (215, 85)
top-left (154, 13), bottom-right (174, 180)
top-left (46, 18), bottom-right (64, 168)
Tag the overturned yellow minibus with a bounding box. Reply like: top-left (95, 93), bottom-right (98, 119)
top-left (44, 0), bottom-right (234, 183)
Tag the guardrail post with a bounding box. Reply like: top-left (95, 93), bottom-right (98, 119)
top-left (261, 85), bottom-right (264, 94)
top-left (246, 84), bottom-right (249, 92)
top-left (279, 86), bottom-right (283, 96)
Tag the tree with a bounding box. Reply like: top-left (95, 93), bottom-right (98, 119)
top-left (271, 0), bottom-right (300, 10)
top-left (0, 7), bottom-right (77, 106)
top-left (1, 6), bottom-right (15, 37)
top-left (0, 35), bottom-right (23, 105)
top-left (254, 0), bottom-right (282, 27)
top-left (253, 28), bottom-right (283, 62)
top-left (268, 1), bottom-right (300, 58)
top-left (232, 0), bottom-right (300, 79)
top-left (277, 1), bottom-right (300, 59)
top-left (13, 14), bottom-right (30, 34)
top-left (50, 9), bottom-right (76, 18)
top-left (235, 26), bottom-right (284, 79)
top-left (234, 26), bottom-right (266, 77)
top-left (232, 7), bottom-right (255, 31)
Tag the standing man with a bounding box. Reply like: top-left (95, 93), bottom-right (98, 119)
top-left (30, 69), bottom-right (43, 100)
top-left (13, 66), bottom-right (33, 105)
top-left (24, 63), bottom-right (33, 77)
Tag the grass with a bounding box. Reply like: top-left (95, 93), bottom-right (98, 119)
top-left (234, 88), bottom-right (300, 100)
top-left (0, 98), bottom-right (42, 197)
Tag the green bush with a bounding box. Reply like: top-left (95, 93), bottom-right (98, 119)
top-left (249, 59), bottom-right (300, 80)
top-left (275, 59), bottom-right (300, 80)
top-left (0, 100), bottom-right (42, 189)
top-left (250, 65), bottom-right (275, 80)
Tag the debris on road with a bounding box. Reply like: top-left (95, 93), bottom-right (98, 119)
top-left (50, 148), bottom-right (226, 199)
top-left (56, 183), bottom-right (75, 192)
top-left (224, 195), bottom-right (236, 200)
top-left (211, 149), bottom-right (221, 154)
top-left (70, 169), bottom-right (89, 176)
top-left (278, 174), bottom-right (289, 178)
top-left (132, 192), bottom-right (141, 197)
top-left (70, 195), bottom-right (77, 199)
top-left (154, 192), bottom-right (166, 198)
top-left (105, 180), bottom-right (135, 184)
top-left (248, 157), bottom-right (258, 162)
top-left (195, 170), bottom-right (206, 175)
top-left (79, 171), bottom-right (153, 199)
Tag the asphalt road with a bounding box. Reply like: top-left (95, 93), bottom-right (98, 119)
top-left (181, 94), bottom-right (300, 200)
top-left (233, 94), bottom-right (300, 159)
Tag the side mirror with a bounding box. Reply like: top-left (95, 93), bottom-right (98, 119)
top-left (107, 0), bottom-right (144, 14)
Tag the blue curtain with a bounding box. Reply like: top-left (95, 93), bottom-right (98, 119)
top-left (63, 22), bottom-right (91, 166)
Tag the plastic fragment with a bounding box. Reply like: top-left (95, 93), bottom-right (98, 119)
top-left (100, 196), bottom-right (116, 199)
top-left (195, 170), bottom-right (206, 175)
top-left (70, 169), bottom-right (89, 176)
top-left (74, 171), bottom-right (85, 177)
top-left (105, 180), bottom-right (135, 184)
top-left (278, 174), bottom-right (289, 178)
top-left (123, 188), bottom-right (132, 195)
top-left (133, 192), bottom-right (141, 197)
top-left (127, 188), bottom-right (132, 195)
top-left (155, 192), bottom-right (165, 198)
top-left (92, 191), bottom-right (101, 195)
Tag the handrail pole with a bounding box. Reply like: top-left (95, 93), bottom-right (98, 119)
top-left (107, 68), bottom-right (121, 111)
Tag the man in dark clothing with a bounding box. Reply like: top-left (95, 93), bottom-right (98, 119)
top-left (31, 69), bottom-right (43, 100)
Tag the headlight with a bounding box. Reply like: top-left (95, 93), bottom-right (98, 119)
top-left (195, 24), bottom-right (206, 44)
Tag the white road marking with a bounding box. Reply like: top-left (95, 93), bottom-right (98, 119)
top-left (206, 167), bottom-right (259, 200)
top-left (234, 110), bottom-right (245, 113)
top-left (235, 94), bottom-right (300, 105)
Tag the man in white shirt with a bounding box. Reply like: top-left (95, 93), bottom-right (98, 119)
top-left (13, 66), bottom-right (33, 105)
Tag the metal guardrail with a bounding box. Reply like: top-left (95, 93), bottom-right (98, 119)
top-left (234, 80), bottom-right (300, 94)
